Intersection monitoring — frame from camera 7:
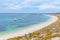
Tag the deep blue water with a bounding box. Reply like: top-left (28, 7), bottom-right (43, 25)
top-left (0, 13), bottom-right (51, 32)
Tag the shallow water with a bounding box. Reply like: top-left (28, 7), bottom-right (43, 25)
top-left (0, 13), bottom-right (51, 34)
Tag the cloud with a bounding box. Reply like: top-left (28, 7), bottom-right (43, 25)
top-left (36, 0), bottom-right (60, 10)
top-left (0, 4), bottom-right (21, 9)
top-left (7, 5), bottom-right (21, 9)
top-left (20, 0), bottom-right (60, 10)
top-left (0, 0), bottom-right (24, 9)
top-left (38, 4), bottom-right (60, 10)
top-left (20, 0), bottom-right (49, 6)
top-left (0, 0), bottom-right (60, 11)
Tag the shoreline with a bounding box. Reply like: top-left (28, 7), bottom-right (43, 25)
top-left (0, 15), bottom-right (58, 40)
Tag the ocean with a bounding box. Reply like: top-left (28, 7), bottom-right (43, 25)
top-left (0, 13), bottom-right (51, 35)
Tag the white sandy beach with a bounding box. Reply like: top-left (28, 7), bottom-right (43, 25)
top-left (51, 37), bottom-right (60, 40)
top-left (0, 15), bottom-right (58, 40)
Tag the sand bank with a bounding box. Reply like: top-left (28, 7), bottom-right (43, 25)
top-left (0, 15), bottom-right (58, 40)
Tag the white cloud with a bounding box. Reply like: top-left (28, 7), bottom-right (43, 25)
top-left (38, 4), bottom-right (60, 10)
top-left (0, 0), bottom-right (23, 9)
top-left (51, 2), bottom-right (60, 5)
top-left (20, 0), bottom-right (49, 6)
top-left (20, 0), bottom-right (60, 10)
top-left (0, 0), bottom-right (60, 10)
top-left (7, 5), bottom-right (21, 9)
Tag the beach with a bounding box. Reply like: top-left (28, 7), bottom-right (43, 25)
top-left (0, 14), bottom-right (58, 40)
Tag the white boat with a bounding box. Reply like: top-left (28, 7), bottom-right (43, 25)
top-left (13, 18), bottom-right (18, 21)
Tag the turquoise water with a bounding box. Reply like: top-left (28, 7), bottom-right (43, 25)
top-left (0, 13), bottom-right (51, 34)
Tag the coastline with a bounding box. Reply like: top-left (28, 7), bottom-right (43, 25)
top-left (0, 15), bottom-right (58, 40)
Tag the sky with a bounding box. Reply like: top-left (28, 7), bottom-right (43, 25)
top-left (0, 0), bottom-right (60, 13)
